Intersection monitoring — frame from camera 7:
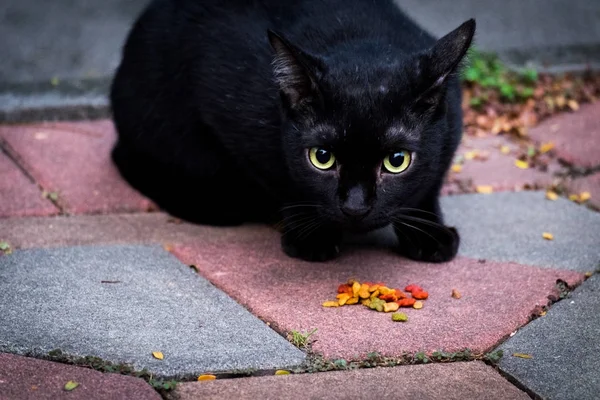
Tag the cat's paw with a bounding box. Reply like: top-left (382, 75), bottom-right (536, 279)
top-left (281, 236), bottom-right (341, 262)
top-left (396, 226), bottom-right (459, 263)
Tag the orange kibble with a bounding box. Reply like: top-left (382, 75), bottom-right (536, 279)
top-left (397, 298), bottom-right (416, 307)
top-left (383, 302), bottom-right (400, 312)
top-left (346, 297), bottom-right (359, 305)
top-left (358, 283), bottom-right (371, 299)
top-left (197, 374), bottom-right (217, 381)
top-left (337, 293), bottom-right (351, 305)
top-left (379, 293), bottom-right (398, 302)
top-left (412, 291), bottom-right (429, 300)
top-left (337, 284), bottom-right (351, 294)
top-left (404, 284), bottom-right (423, 293)
top-left (378, 287), bottom-right (393, 295)
top-left (393, 289), bottom-right (407, 299)
top-left (368, 284), bottom-right (382, 292)
top-left (351, 281), bottom-right (361, 297)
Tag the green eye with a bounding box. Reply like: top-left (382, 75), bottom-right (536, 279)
top-left (309, 147), bottom-right (336, 170)
top-left (383, 151), bottom-right (411, 173)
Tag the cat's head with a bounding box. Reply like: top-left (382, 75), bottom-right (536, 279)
top-left (268, 19), bottom-right (475, 232)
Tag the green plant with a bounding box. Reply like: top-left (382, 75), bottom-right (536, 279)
top-left (287, 328), bottom-right (318, 348)
top-left (462, 48), bottom-right (538, 104)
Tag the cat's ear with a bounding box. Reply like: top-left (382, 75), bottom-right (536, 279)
top-left (267, 30), bottom-right (323, 110)
top-left (416, 19), bottom-right (476, 106)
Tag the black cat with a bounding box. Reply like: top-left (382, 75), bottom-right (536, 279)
top-left (110, 0), bottom-right (475, 262)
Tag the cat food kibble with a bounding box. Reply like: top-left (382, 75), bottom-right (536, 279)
top-left (322, 279), bottom-right (429, 317)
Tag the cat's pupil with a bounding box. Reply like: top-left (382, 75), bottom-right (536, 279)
top-left (389, 152), bottom-right (406, 168)
top-left (316, 149), bottom-right (331, 164)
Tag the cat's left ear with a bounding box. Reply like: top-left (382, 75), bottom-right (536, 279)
top-left (267, 30), bottom-right (324, 110)
top-left (416, 19), bottom-right (476, 105)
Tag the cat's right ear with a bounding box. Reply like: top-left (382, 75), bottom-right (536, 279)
top-left (267, 30), bottom-right (323, 110)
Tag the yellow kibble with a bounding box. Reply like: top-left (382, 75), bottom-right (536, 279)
top-left (413, 301), bottom-right (424, 309)
top-left (322, 301), bottom-right (340, 308)
top-left (545, 191), bottom-right (558, 201)
top-left (514, 159), bottom-right (529, 169)
top-left (579, 192), bottom-right (591, 202)
top-left (476, 185), bottom-right (494, 194)
top-left (542, 232), bottom-right (554, 240)
top-left (451, 164), bottom-right (462, 173)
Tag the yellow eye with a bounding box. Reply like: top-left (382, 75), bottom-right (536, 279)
top-left (383, 151), bottom-right (411, 173)
top-left (309, 147), bottom-right (336, 170)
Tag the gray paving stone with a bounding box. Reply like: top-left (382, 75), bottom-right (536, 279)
top-left (0, 245), bottom-right (305, 378)
top-left (496, 274), bottom-right (600, 400)
top-left (396, 0), bottom-right (600, 72)
top-left (441, 191), bottom-right (600, 271)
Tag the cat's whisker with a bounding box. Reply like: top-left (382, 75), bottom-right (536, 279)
top-left (279, 204), bottom-right (322, 212)
top-left (395, 214), bottom-right (455, 238)
top-left (395, 207), bottom-right (440, 219)
top-left (391, 218), bottom-right (444, 248)
top-left (297, 220), bottom-right (324, 241)
top-left (392, 223), bottom-right (418, 250)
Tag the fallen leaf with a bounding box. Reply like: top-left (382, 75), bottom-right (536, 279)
top-left (275, 370), bottom-right (290, 375)
top-left (197, 374), bottom-right (217, 381)
top-left (514, 159), bottom-right (529, 169)
top-left (451, 289), bottom-right (462, 299)
top-left (152, 351), bottom-right (164, 360)
top-left (64, 381), bottom-right (79, 391)
top-left (512, 353), bottom-right (533, 359)
top-left (451, 164), bottom-right (462, 173)
top-left (567, 100), bottom-right (579, 111)
top-left (539, 142), bottom-right (555, 154)
top-left (476, 185), bottom-right (494, 194)
top-left (579, 192), bottom-right (591, 202)
top-left (0, 241), bottom-right (12, 255)
top-left (545, 191), bottom-right (558, 201)
top-left (542, 232), bottom-right (554, 240)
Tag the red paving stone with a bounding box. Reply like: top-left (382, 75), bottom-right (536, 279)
top-left (171, 229), bottom-right (584, 359)
top-left (527, 102), bottom-right (600, 168)
top-left (170, 362), bottom-right (528, 400)
top-left (0, 121), bottom-right (154, 215)
top-left (563, 172), bottom-right (600, 210)
top-left (0, 353), bottom-right (160, 400)
top-left (0, 151), bottom-right (59, 218)
top-left (443, 135), bottom-right (558, 195)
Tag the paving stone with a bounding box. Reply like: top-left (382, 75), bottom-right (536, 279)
top-left (442, 135), bottom-right (557, 195)
top-left (0, 120), bottom-right (154, 214)
top-left (0, 213), bottom-right (259, 250)
top-left (496, 275), bottom-right (600, 400)
top-left (562, 172), bottom-right (600, 210)
top-left (0, 150), bottom-right (58, 218)
top-left (0, 245), bottom-right (305, 378)
top-left (169, 361), bottom-right (528, 400)
top-left (442, 191), bottom-right (600, 272)
top-left (0, 353), bottom-right (160, 400)
top-left (527, 103), bottom-right (600, 169)
top-left (172, 234), bottom-right (582, 359)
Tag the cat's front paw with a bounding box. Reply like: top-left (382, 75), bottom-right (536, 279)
top-left (395, 226), bottom-right (460, 263)
top-left (281, 235), bottom-right (341, 262)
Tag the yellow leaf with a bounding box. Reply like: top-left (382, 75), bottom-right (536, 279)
top-left (476, 185), bottom-right (494, 194)
top-left (542, 232), bottom-right (554, 240)
top-left (152, 351), bottom-right (164, 360)
top-left (567, 100), bottom-right (579, 111)
top-left (545, 191), bottom-right (558, 201)
top-left (464, 150), bottom-right (478, 160)
top-left (275, 370), bottom-right (291, 375)
top-left (514, 159), bottom-right (529, 169)
top-left (512, 353), bottom-right (533, 359)
top-left (539, 142), bottom-right (555, 154)
top-left (569, 194), bottom-right (580, 202)
top-left (198, 374), bottom-right (217, 381)
top-left (500, 145), bottom-right (511, 155)
top-left (64, 381), bottom-right (79, 391)
top-left (451, 164), bottom-right (462, 173)
top-left (579, 192), bottom-right (591, 202)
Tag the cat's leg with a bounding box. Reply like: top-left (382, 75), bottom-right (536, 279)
top-left (279, 209), bottom-right (342, 262)
top-left (112, 140), bottom-right (255, 226)
top-left (393, 195), bottom-right (459, 263)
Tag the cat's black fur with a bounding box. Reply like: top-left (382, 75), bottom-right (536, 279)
top-left (110, 0), bottom-right (475, 262)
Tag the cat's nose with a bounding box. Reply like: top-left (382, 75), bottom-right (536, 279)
top-left (340, 204), bottom-right (371, 218)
